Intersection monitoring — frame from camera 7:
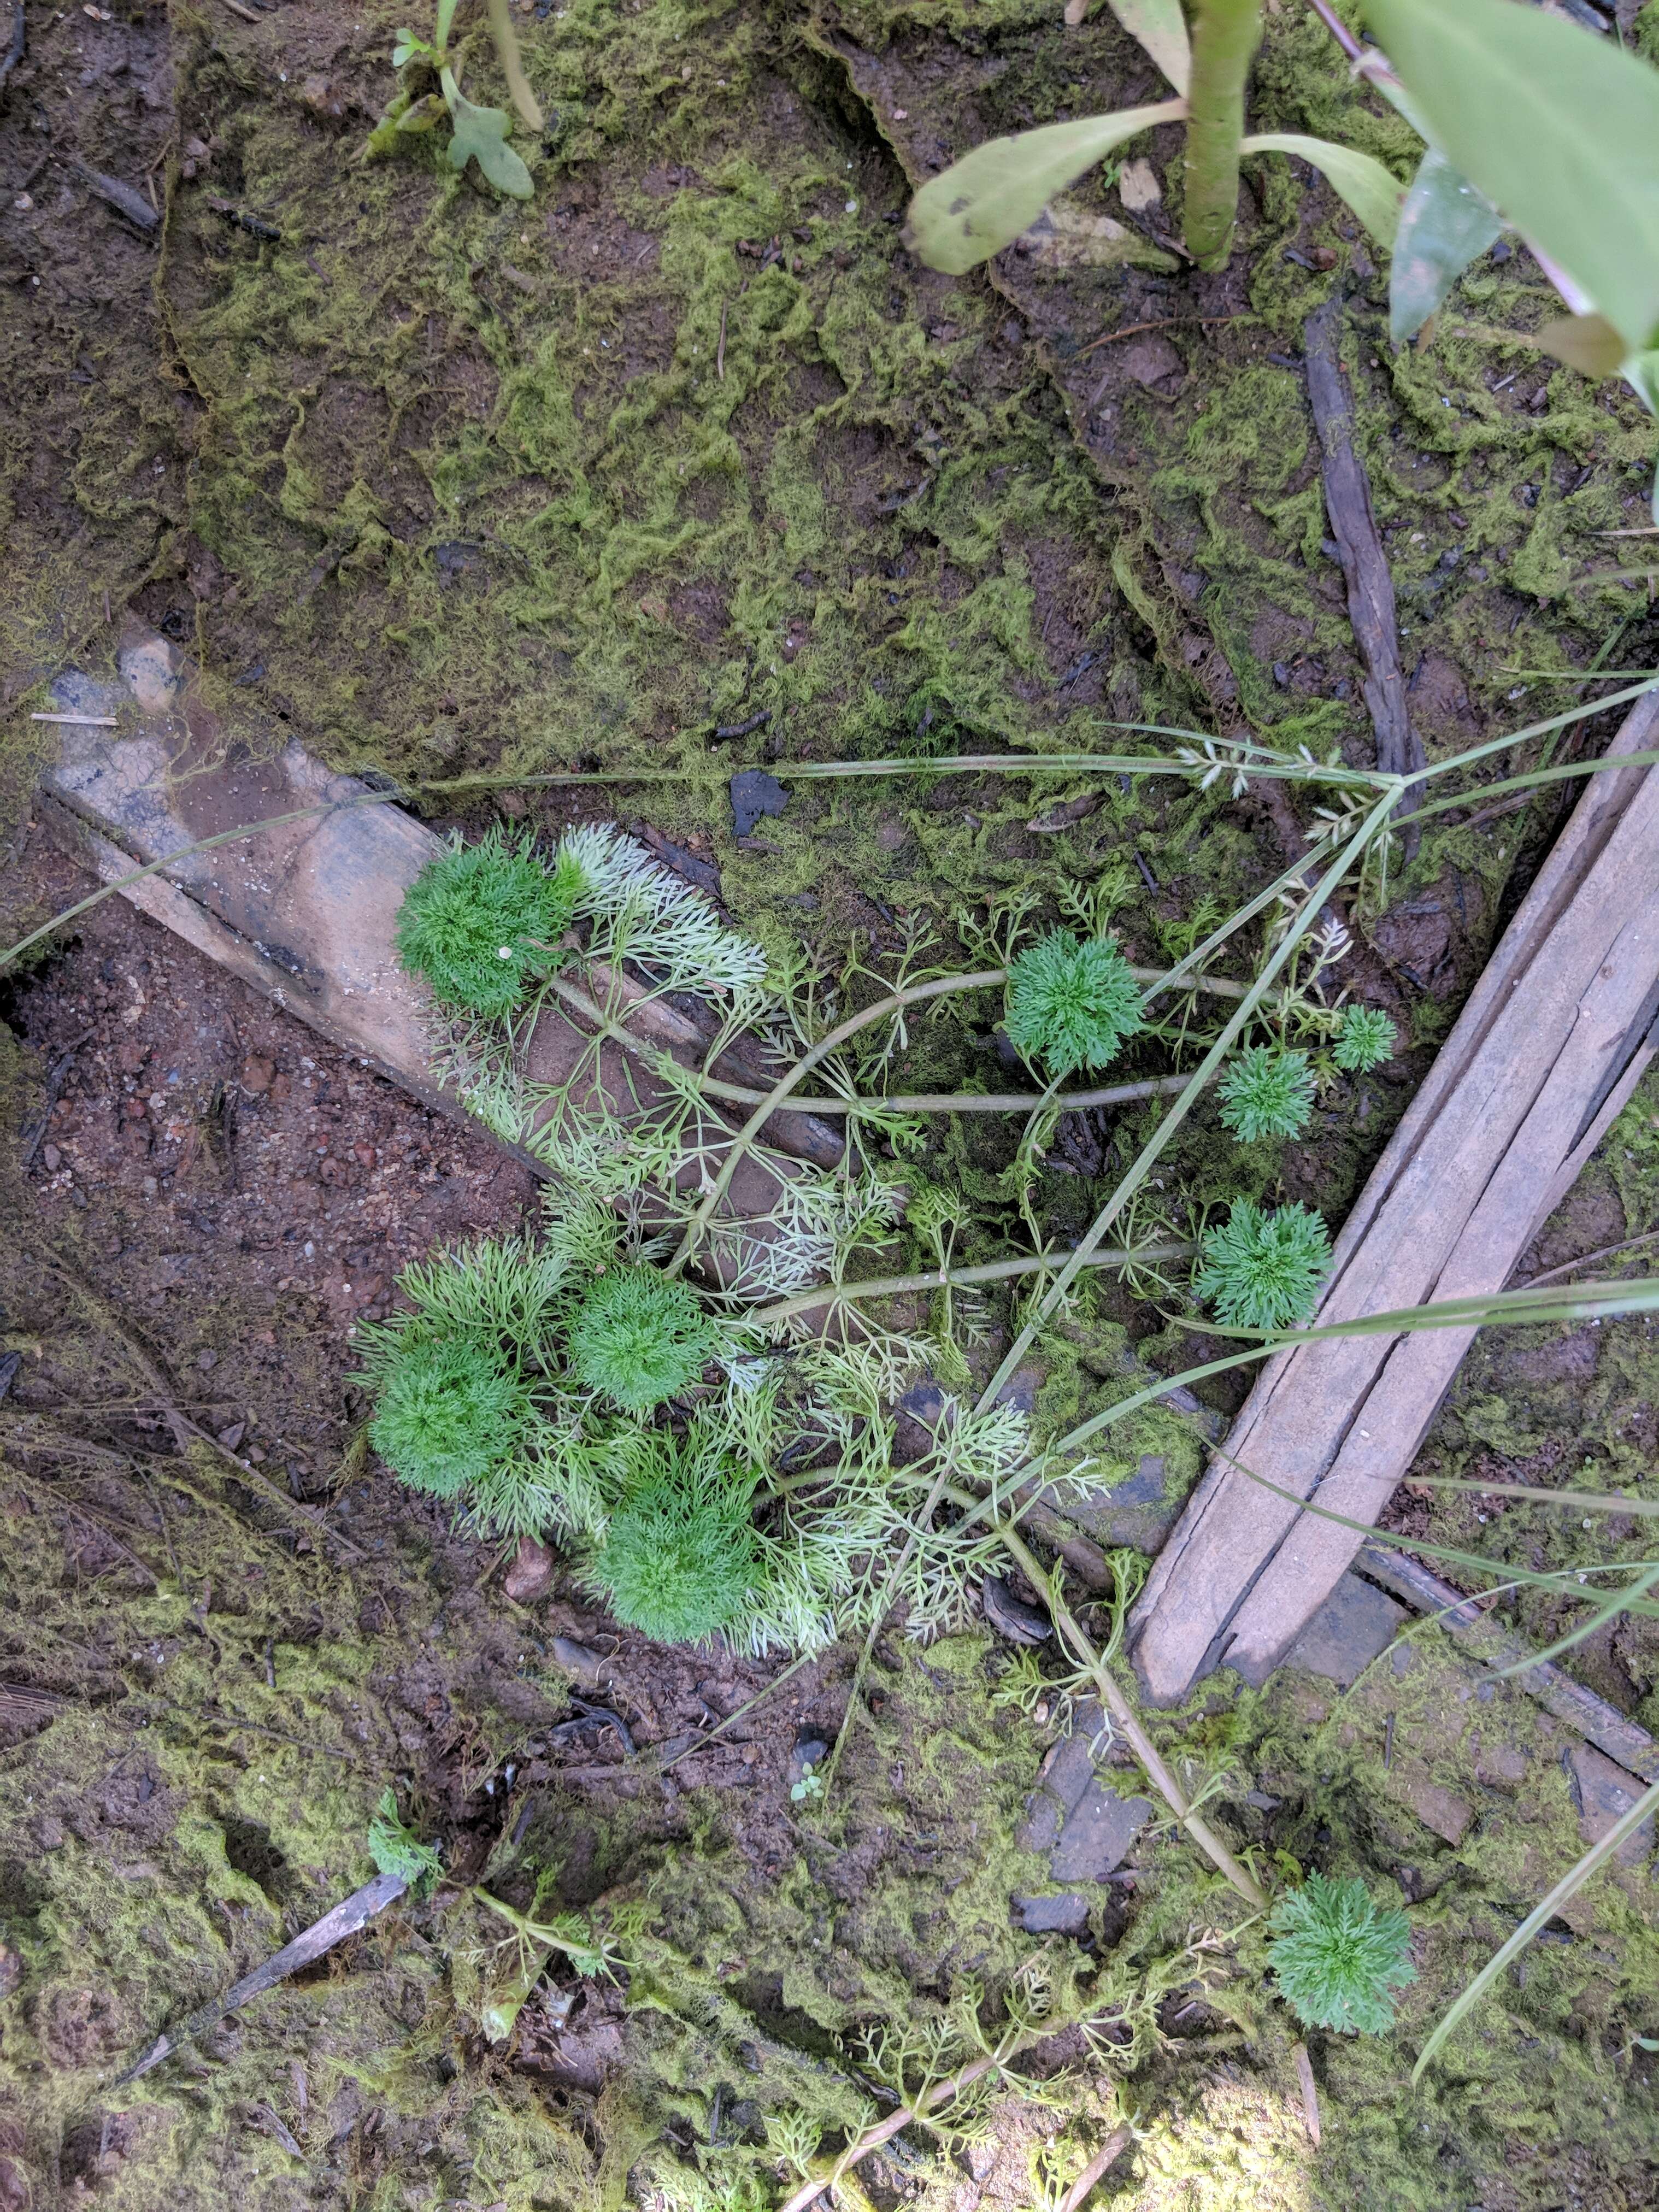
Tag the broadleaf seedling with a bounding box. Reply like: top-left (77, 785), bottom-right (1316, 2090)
top-left (367, 0), bottom-right (543, 199)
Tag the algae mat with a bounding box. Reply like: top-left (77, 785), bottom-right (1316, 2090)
top-left (4, 0), bottom-right (1659, 2205)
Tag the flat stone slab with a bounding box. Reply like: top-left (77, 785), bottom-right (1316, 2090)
top-left (1013, 1892), bottom-right (1091, 1936)
top-left (1566, 1742), bottom-right (1656, 1867)
top-left (1277, 1572), bottom-right (1408, 1690)
top-left (1017, 1702), bottom-right (1151, 1883)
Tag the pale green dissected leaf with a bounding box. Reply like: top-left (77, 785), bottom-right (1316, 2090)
top-left (1366, 0), bottom-right (1659, 354)
top-left (441, 70), bottom-right (533, 198)
top-left (1413, 1774), bottom-right (1659, 2080)
top-left (1105, 0), bottom-right (1191, 95)
top-left (1389, 147), bottom-right (1502, 344)
top-left (908, 101), bottom-right (1186, 276)
top-left (1239, 133), bottom-right (1404, 250)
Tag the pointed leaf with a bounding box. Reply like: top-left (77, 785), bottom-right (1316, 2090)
top-left (1539, 311), bottom-right (1632, 379)
top-left (1365, 0), bottom-right (1659, 354)
top-left (908, 101), bottom-right (1186, 275)
top-left (1240, 133), bottom-right (1404, 250)
top-left (443, 75), bottom-right (533, 198)
top-left (1105, 0), bottom-right (1191, 95)
top-left (1389, 148), bottom-right (1502, 344)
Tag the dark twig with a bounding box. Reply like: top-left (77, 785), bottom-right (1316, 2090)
top-left (115, 1870), bottom-right (408, 2083)
top-left (58, 154), bottom-right (160, 234)
top-left (1304, 298), bottom-right (1425, 831)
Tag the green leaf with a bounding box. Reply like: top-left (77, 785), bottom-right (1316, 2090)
top-left (1539, 311), bottom-right (1632, 380)
top-left (391, 28), bottom-right (431, 66)
top-left (442, 70), bottom-right (533, 198)
top-left (1105, 0), bottom-right (1191, 95)
top-left (1389, 148), bottom-right (1502, 344)
top-left (907, 101), bottom-right (1186, 276)
top-left (1240, 133), bottom-right (1404, 250)
top-left (1364, 0), bottom-right (1659, 354)
top-left (1621, 350), bottom-right (1659, 525)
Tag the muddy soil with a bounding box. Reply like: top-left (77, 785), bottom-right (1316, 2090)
top-left (4, 0), bottom-right (1659, 2205)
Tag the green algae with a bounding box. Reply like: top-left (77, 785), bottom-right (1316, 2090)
top-left (7, 1), bottom-right (1659, 2204)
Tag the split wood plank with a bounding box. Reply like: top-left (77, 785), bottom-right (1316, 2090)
top-left (1132, 687), bottom-right (1659, 1704)
top-left (1304, 298), bottom-right (1425, 797)
top-left (36, 626), bottom-right (842, 1281)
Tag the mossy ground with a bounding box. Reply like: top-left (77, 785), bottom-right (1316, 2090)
top-left (5, 0), bottom-right (1659, 2203)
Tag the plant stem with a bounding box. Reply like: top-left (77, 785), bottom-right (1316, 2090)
top-left (544, 971), bottom-right (1202, 1117)
top-left (1183, 0), bottom-right (1265, 268)
top-left (975, 791), bottom-right (1399, 1412)
top-left (996, 1522), bottom-right (1267, 1907)
top-left (661, 970), bottom-right (1004, 1277)
top-left (778, 2037), bottom-right (1020, 2212)
top-left (744, 1243), bottom-right (1196, 1330)
top-left (484, 0), bottom-right (542, 128)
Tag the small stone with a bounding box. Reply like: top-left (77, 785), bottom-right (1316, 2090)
top-left (42, 1143), bottom-right (61, 1172)
top-left (503, 1537), bottom-right (555, 1604)
top-left (1120, 334), bottom-right (1185, 390)
top-left (787, 1734), bottom-right (828, 1789)
top-left (1473, 1736), bottom-right (1529, 1787)
top-left (12, 193), bottom-right (32, 213)
top-left (983, 1576), bottom-right (1051, 1646)
top-left (297, 74), bottom-right (344, 117)
top-left (197, 1348), bottom-right (217, 1370)
top-left (729, 769), bottom-right (789, 839)
top-left (1280, 1574), bottom-right (1408, 1691)
top-left (550, 1636), bottom-right (607, 1685)
top-left (216, 1421), bottom-right (246, 1451)
top-left (1050, 1778), bottom-right (1151, 1882)
top-left (1014, 1892), bottom-right (1090, 1935)
top-left (1387, 1761), bottom-right (1473, 1846)
top-left (242, 1055), bottom-right (275, 1093)
top-left (1116, 157), bottom-right (1162, 213)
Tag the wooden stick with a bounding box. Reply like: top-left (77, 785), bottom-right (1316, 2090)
top-left (1133, 691), bottom-right (1659, 1703)
top-left (116, 1870), bottom-right (407, 2081)
top-left (1058, 2125), bottom-right (1134, 2212)
top-left (1304, 298), bottom-right (1424, 803)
